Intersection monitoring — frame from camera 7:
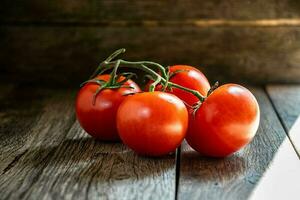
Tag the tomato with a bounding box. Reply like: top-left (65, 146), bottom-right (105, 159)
top-left (116, 92), bottom-right (188, 156)
top-left (186, 84), bottom-right (260, 157)
top-left (75, 74), bottom-right (141, 141)
top-left (146, 65), bottom-right (210, 106)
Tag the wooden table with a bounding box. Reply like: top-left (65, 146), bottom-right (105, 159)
top-left (1, 84), bottom-right (300, 200)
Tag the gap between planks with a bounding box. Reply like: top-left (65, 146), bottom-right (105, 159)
top-left (175, 146), bottom-right (181, 200)
top-left (264, 87), bottom-right (300, 159)
top-left (265, 85), bottom-right (300, 158)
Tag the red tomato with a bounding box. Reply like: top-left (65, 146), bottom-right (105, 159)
top-left (186, 84), bottom-right (260, 157)
top-left (146, 65), bottom-right (210, 106)
top-left (116, 92), bottom-right (188, 156)
top-left (75, 74), bottom-right (141, 141)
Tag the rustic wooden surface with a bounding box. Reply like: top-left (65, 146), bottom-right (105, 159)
top-left (1, 1), bottom-right (300, 198)
top-left (266, 85), bottom-right (300, 156)
top-left (177, 87), bottom-right (300, 200)
top-left (1, 85), bottom-right (300, 200)
top-left (1, 0), bottom-right (300, 22)
top-left (0, 85), bottom-right (176, 200)
top-left (2, 26), bottom-right (300, 87)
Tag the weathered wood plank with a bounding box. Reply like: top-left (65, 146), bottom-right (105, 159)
top-left (0, 87), bottom-right (76, 175)
top-left (1, 26), bottom-right (300, 87)
top-left (177, 87), bottom-right (300, 200)
top-left (1, 0), bottom-right (300, 22)
top-left (266, 85), bottom-right (300, 156)
top-left (0, 87), bottom-right (176, 199)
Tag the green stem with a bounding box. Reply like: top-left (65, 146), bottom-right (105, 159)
top-left (105, 48), bottom-right (126, 63)
top-left (140, 64), bottom-right (161, 92)
top-left (168, 82), bottom-right (206, 102)
top-left (100, 60), bottom-right (206, 102)
top-left (90, 49), bottom-right (207, 102)
top-left (108, 60), bottom-right (121, 85)
top-left (90, 49), bottom-right (125, 79)
top-left (116, 60), bottom-right (168, 81)
top-left (99, 59), bottom-right (170, 89)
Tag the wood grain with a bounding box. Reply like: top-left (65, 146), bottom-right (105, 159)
top-left (177, 87), bottom-right (300, 200)
top-left (266, 85), bottom-right (300, 156)
top-left (1, 0), bottom-right (300, 23)
top-left (0, 86), bottom-right (74, 174)
top-left (1, 26), bottom-right (300, 87)
top-left (0, 87), bottom-right (176, 200)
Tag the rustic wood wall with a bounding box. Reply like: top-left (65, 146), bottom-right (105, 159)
top-left (1, 0), bottom-right (300, 87)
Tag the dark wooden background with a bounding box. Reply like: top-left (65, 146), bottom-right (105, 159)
top-left (1, 0), bottom-right (300, 87)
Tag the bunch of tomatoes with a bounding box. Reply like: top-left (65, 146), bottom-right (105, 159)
top-left (76, 49), bottom-right (260, 157)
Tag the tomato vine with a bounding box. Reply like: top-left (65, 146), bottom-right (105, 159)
top-left (89, 48), bottom-right (211, 103)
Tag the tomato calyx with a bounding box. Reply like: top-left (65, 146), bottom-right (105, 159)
top-left (207, 81), bottom-right (219, 96)
top-left (189, 81), bottom-right (219, 117)
top-left (81, 71), bottom-right (136, 105)
top-left (146, 68), bottom-right (190, 92)
top-left (163, 68), bottom-right (190, 92)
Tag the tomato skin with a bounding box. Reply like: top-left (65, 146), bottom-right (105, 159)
top-left (75, 74), bottom-right (141, 141)
top-left (186, 84), bottom-right (260, 157)
top-left (146, 65), bottom-right (210, 106)
top-left (116, 92), bottom-right (188, 156)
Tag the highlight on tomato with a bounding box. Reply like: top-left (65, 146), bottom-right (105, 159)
top-left (146, 65), bottom-right (210, 106)
top-left (186, 84), bottom-right (260, 157)
top-left (76, 74), bottom-right (141, 141)
top-left (116, 91), bottom-right (188, 156)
